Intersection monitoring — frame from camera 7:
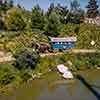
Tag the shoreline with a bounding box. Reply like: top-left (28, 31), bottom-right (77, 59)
top-left (0, 68), bottom-right (99, 94)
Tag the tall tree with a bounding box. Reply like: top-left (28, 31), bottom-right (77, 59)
top-left (0, 19), bottom-right (5, 30)
top-left (17, 4), bottom-right (21, 9)
top-left (44, 11), bottom-right (61, 36)
top-left (86, 0), bottom-right (99, 18)
top-left (47, 3), bottom-right (55, 16)
top-left (69, 0), bottom-right (84, 24)
top-left (55, 3), bottom-right (69, 24)
top-left (4, 8), bottom-right (26, 31)
top-left (9, 0), bottom-right (14, 8)
top-left (47, 3), bottom-right (69, 24)
top-left (70, 0), bottom-right (80, 14)
top-left (31, 5), bottom-right (46, 31)
top-left (0, 0), bottom-right (13, 14)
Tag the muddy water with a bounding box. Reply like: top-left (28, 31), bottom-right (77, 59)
top-left (0, 69), bottom-right (100, 100)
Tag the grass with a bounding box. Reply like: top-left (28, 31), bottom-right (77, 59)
top-left (35, 52), bottom-right (100, 74)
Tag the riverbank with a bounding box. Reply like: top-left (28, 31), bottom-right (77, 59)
top-left (0, 69), bottom-right (100, 100)
top-left (0, 52), bottom-right (100, 93)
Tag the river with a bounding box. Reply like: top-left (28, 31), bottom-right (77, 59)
top-left (0, 69), bottom-right (100, 100)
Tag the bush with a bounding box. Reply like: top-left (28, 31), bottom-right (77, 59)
top-left (0, 63), bottom-right (19, 86)
top-left (4, 8), bottom-right (26, 31)
top-left (15, 48), bottom-right (40, 70)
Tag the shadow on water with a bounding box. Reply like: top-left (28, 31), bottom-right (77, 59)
top-left (76, 75), bottom-right (100, 100)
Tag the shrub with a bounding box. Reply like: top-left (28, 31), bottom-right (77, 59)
top-left (15, 48), bottom-right (40, 70)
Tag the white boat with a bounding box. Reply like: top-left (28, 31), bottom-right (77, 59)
top-left (62, 71), bottom-right (74, 79)
top-left (57, 64), bottom-right (74, 79)
top-left (57, 64), bottom-right (68, 74)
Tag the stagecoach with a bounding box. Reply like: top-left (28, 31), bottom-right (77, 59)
top-left (33, 36), bottom-right (77, 53)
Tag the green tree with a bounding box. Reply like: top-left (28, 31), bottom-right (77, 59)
top-left (9, 0), bottom-right (14, 8)
top-left (69, 0), bottom-right (84, 24)
top-left (70, 0), bottom-right (80, 14)
top-left (55, 3), bottom-right (69, 24)
top-left (47, 3), bottom-right (69, 24)
top-left (4, 7), bottom-right (26, 31)
top-left (15, 49), bottom-right (40, 70)
top-left (44, 11), bottom-right (61, 36)
top-left (0, 19), bottom-right (5, 30)
top-left (31, 5), bottom-right (46, 31)
top-left (86, 0), bottom-right (99, 18)
top-left (0, 0), bottom-right (13, 14)
top-left (47, 3), bottom-right (55, 16)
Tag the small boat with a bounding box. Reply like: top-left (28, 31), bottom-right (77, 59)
top-left (57, 64), bottom-right (68, 74)
top-left (62, 71), bottom-right (74, 79)
top-left (57, 64), bottom-right (74, 79)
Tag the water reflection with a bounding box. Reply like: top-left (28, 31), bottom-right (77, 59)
top-left (0, 70), bottom-right (100, 100)
top-left (76, 75), bottom-right (100, 99)
top-left (48, 79), bottom-right (76, 93)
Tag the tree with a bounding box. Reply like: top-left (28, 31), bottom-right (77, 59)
top-left (70, 0), bottom-right (80, 14)
top-left (44, 11), bottom-right (61, 36)
top-left (0, 19), bottom-right (5, 30)
top-left (17, 4), bottom-right (21, 9)
top-left (4, 8), bottom-right (26, 31)
top-left (9, 0), bottom-right (14, 8)
top-left (0, 0), bottom-right (13, 13)
top-left (86, 0), bottom-right (99, 18)
top-left (69, 0), bottom-right (84, 24)
top-left (47, 3), bottom-right (69, 24)
top-left (55, 3), bottom-right (69, 24)
top-left (15, 49), bottom-right (40, 70)
top-left (47, 3), bottom-right (55, 16)
top-left (31, 5), bottom-right (46, 31)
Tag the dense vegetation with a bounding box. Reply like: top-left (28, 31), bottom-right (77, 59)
top-left (0, 0), bottom-right (100, 91)
top-left (35, 52), bottom-right (100, 74)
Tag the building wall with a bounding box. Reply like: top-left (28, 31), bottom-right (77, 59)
top-left (84, 17), bottom-right (100, 26)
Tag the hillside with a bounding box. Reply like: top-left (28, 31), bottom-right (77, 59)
top-left (0, 23), bottom-right (100, 54)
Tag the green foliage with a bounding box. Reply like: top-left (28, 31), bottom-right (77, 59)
top-left (15, 48), bottom-right (40, 70)
top-left (0, 19), bottom-right (5, 30)
top-left (70, 0), bottom-right (84, 24)
top-left (59, 23), bottom-right (77, 36)
top-left (36, 52), bottom-right (100, 74)
top-left (70, 0), bottom-right (80, 13)
top-left (77, 23), bottom-right (100, 49)
top-left (59, 23), bottom-right (100, 49)
top-left (31, 5), bottom-right (46, 31)
top-left (0, 31), bottom-right (48, 53)
top-left (4, 8), bottom-right (26, 31)
top-left (44, 11), bottom-right (61, 36)
top-left (0, 0), bottom-right (13, 14)
top-left (86, 0), bottom-right (99, 18)
top-left (19, 69), bottom-right (32, 82)
top-left (0, 63), bottom-right (19, 86)
top-left (47, 3), bottom-right (69, 24)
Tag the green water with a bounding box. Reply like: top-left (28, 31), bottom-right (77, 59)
top-left (0, 69), bottom-right (100, 100)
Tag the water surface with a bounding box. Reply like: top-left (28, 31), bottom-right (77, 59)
top-left (0, 69), bottom-right (100, 100)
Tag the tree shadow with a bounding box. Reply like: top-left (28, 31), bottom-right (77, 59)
top-left (76, 75), bottom-right (100, 100)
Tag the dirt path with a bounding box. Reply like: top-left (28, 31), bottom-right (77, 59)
top-left (40, 49), bottom-right (100, 57)
top-left (71, 49), bottom-right (100, 53)
top-left (0, 51), bottom-right (15, 63)
top-left (0, 49), bottom-right (100, 62)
